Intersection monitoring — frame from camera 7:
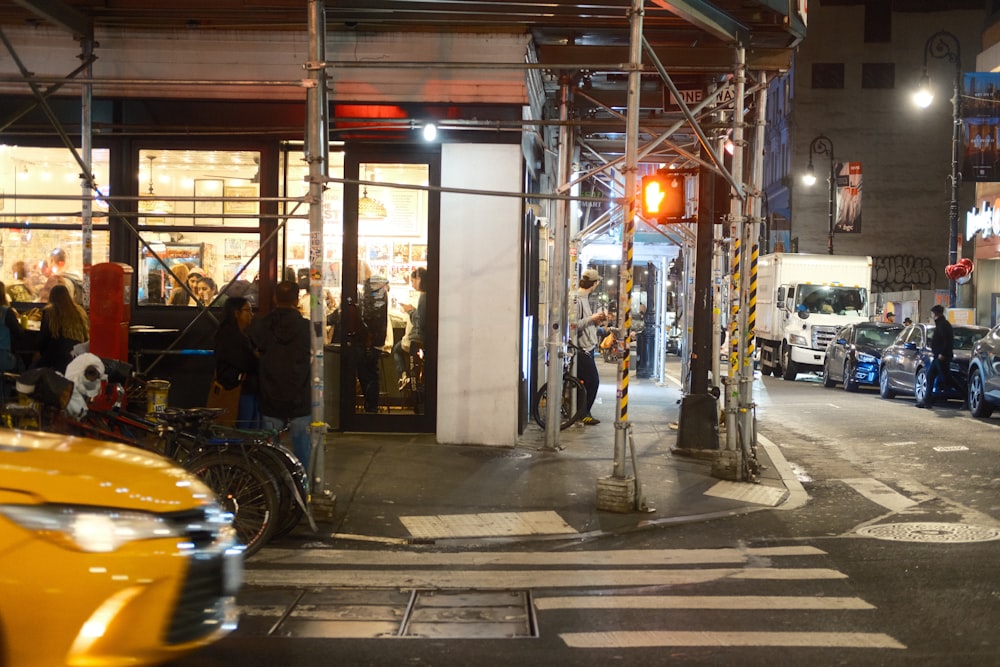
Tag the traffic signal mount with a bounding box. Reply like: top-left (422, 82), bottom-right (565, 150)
top-left (640, 171), bottom-right (685, 223)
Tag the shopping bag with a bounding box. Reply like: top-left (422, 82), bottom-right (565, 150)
top-left (206, 379), bottom-right (241, 426)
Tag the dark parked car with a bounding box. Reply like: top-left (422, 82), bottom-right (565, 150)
top-left (823, 322), bottom-right (903, 391)
top-left (967, 321), bottom-right (1000, 418)
top-left (879, 323), bottom-right (989, 405)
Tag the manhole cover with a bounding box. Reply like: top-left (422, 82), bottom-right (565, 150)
top-left (856, 522), bottom-right (1000, 543)
top-left (459, 449), bottom-right (532, 460)
top-left (402, 590), bottom-right (536, 638)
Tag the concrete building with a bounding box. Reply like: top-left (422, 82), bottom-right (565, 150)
top-left (777, 0), bottom-right (985, 312)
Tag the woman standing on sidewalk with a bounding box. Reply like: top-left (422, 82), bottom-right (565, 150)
top-left (573, 268), bottom-right (607, 426)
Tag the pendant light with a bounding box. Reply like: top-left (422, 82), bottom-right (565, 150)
top-left (138, 155), bottom-right (172, 214)
top-left (358, 167), bottom-right (387, 219)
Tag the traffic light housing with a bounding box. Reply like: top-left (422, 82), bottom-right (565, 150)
top-left (640, 172), bottom-right (686, 223)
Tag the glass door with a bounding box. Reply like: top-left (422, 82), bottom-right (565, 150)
top-left (339, 148), bottom-right (439, 433)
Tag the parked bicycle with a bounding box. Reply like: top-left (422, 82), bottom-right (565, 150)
top-left (532, 341), bottom-right (588, 430)
top-left (2, 362), bottom-right (308, 557)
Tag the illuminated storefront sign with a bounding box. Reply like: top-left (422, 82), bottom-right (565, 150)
top-left (965, 200), bottom-right (1000, 241)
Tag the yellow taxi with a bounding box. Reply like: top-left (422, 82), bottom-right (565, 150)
top-left (0, 429), bottom-right (242, 667)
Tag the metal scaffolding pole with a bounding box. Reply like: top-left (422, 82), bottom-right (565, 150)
top-left (739, 70), bottom-right (768, 482)
top-left (543, 75), bottom-right (574, 451)
top-left (305, 0), bottom-right (333, 521)
top-left (715, 46), bottom-right (748, 481)
top-left (596, 0), bottom-right (647, 513)
top-left (80, 37), bottom-right (93, 308)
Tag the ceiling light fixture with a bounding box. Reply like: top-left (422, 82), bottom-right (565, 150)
top-left (358, 167), bottom-right (387, 219)
top-left (138, 155), bottom-right (172, 215)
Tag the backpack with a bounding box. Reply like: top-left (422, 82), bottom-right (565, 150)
top-left (342, 300), bottom-right (371, 348)
top-left (361, 277), bottom-right (388, 347)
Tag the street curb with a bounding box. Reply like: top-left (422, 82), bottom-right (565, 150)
top-left (758, 433), bottom-right (810, 511)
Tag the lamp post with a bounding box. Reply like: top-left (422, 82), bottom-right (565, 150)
top-left (803, 134), bottom-right (836, 255)
top-left (914, 30), bottom-right (962, 308)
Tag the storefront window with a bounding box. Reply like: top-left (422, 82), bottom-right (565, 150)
top-left (352, 161), bottom-right (430, 417)
top-left (281, 146), bottom-right (344, 325)
top-left (137, 149), bottom-right (262, 306)
top-left (0, 145), bottom-right (110, 303)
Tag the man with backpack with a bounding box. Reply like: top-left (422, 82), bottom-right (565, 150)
top-left (246, 280), bottom-right (312, 465)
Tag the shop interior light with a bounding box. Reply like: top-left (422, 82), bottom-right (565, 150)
top-left (358, 167), bottom-right (387, 219)
top-left (422, 123), bottom-right (437, 142)
top-left (138, 155), bottom-right (172, 214)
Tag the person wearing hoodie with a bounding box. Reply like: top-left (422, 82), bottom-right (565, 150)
top-left (246, 280), bottom-right (312, 466)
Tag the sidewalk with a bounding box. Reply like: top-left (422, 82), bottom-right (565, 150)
top-left (295, 357), bottom-right (797, 547)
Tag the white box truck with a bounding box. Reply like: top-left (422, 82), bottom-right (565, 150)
top-left (755, 253), bottom-right (872, 380)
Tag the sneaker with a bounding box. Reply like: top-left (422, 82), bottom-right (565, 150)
top-left (581, 415), bottom-right (601, 425)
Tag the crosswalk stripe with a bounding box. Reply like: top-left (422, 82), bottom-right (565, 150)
top-left (731, 568), bottom-right (847, 580)
top-left (244, 567), bottom-right (847, 589)
top-left (559, 630), bottom-right (905, 649)
top-left (841, 478), bottom-right (918, 512)
top-left (250, 545), bottom-right (826, 567)
top-left (534, 595), bottom-right (875, 610)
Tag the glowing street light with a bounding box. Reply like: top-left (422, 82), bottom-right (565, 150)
top-left (803, 134), bottom-right (836, 255)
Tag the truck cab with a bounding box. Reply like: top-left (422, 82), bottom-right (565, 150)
top-left (754, 253), bottom-right (873, 382)
top-left (771, 282), bottom-right (869, 379)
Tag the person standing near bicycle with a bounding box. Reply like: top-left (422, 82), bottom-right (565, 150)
top-left (572, 268), bottom-right (607, 426)
top-left (246, 280), bottom-right (312, 466)
top-left (211, 296), bottom-right (260, 428)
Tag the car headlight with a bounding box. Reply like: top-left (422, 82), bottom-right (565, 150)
top-left (0, 504), bottom-right (183, 553)
top-left (789, 334), bottom-right (808, 346)
top-left (856, 353), bottom-right (876, 364)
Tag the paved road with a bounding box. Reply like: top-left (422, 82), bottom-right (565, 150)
top-left (167, 368), bottom-right (1000, 667)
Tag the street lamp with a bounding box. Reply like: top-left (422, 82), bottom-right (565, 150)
top-left (803, 134), bottom-right (836, 255)
top-left (915, 30), bottom-right (962, 308)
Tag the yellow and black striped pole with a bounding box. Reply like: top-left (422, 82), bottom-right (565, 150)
top-left (595, 0), bottom-right (644, 514)
top-left (746, 241), bottom-right (758, 371)
top-left (729, 235), bottom-right (741, 373)
top-left (617, 222), bottom-right (634, 426)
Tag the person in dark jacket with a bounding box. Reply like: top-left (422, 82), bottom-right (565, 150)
top-left (916, 304), bottom-right (955, 409)
top-left (0, 284), bottom-right (25, 401)
top-left (246, 280), bottom-right (312, 465)
top-left (213, 297), bottom-right (259, 428)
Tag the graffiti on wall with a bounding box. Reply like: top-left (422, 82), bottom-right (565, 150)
top-left (872, 255), bottom-right (936, 292)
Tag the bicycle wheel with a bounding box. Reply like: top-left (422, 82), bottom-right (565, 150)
top-left (532, 376), bottom-right (587, 430)
top-left (186, 449), bottom-right (280, 557)
top-left (250, 442), bottom-right (308, 539)
top-left (204, 424), bottom-right (306, 539)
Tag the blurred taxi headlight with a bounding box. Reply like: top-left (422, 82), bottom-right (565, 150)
top-left (856, 353), bottom-right (877, 364)
top-left (0, 504), bottom-right (182, 552)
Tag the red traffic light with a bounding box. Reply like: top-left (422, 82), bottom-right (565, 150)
top-left (640, 172), bottom-right (685, 222)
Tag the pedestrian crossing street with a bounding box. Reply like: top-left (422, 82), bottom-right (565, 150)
top-left (236, 545), bottom-right (905, 651)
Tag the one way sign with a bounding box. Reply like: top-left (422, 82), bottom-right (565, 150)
top-left (664, 85), bottom-right (735, 110)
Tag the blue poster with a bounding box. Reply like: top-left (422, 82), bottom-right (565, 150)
top-left (962, 73), bottom-right (1000, 182)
